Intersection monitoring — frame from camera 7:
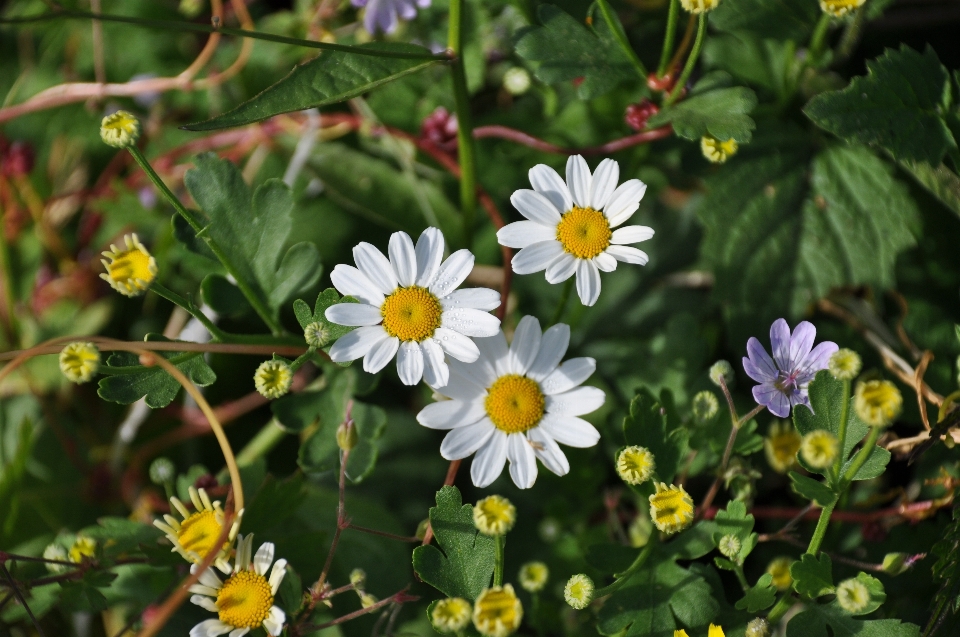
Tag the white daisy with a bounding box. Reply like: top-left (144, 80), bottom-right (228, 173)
top-left (415, 315), bottom-right (604, 489)
top-left (189, 535), bottom-right (287, 637)
top-left (152, 486), bottom-right (241, 574)
top-left (497, 155), bottom-right (653, 306)
top-left (325, 227), bottom-right (501, 387)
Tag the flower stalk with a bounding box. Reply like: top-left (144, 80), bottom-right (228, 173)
top-left (448, 0), bottom-right (478, 248)
top-left (656, 0), bottom-right (681, 77)
top-left (664, 13), bottom-right (706, 107)
top-left (595, 0), bottom-right (647, 79)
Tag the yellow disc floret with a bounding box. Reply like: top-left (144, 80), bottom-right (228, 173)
top-left (564, 574), bottom-right (594, 610)
top-left (649, 483), bottom-right (694, 534)
top-left (800, 430), bottom-right (839, 469)
top-left (474, 495), bottom-right (516, 536)
top-left (701, 135), bottom-right (738, 163)
top-left (767, 556), bottom-right (793, 591)
top-left (764, 420), bottom-right (802, 474)
top-left (518, 562), bottom-right (549, 592)
top-left (855, 380), bottom-right (902, 427)
top-left (59, 342), bottom-right (100, 383)
top-left (473, 585), bottom-right (523, 637)
top-left (828, 348), bottom-right (862, 381)
top-left (100, 233), bottom-right (158, 297)
top-left (178, 509), bottom-right (224, 558)
top-left (380, 286), bottom-right (443, 342)
top-left (100, 110), bottom-right (141, 148)
top-left (431, 597), bottom-right (472, 633)
top-left (555, 207), bottom-right (612, 260)
top-left (819, 0), bottom-right (865, 17)
top-left (254, 360), bottom-right (293, 399)
top-left (681, 0), bottom-right (720, 14)
top-left (836, 577), bottom-right (871, 613)
top-left (69, 536), bottom-right (97, 563)
top-left (216, 570), bottom-right (274, 629)
top-left (485, 375), bottom-right (545, 434)
top-left (616, 446), bottom-right (656, 485)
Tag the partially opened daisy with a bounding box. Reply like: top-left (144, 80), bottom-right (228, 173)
top-left (153, 486), bottom-right (240, 574)
top-left (189, 534), bottom-right (287, 637)
top-left (416, 315), bottom-right (603, 489)
top-left (498, 156), bottom-right (653, 306)
top-left (742, 319), bottom-right (838, 418)
top-left (325, 227), bottom-right (501, 387)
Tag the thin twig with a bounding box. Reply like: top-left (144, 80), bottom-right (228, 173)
top-left (0, 561), bottom-right (45, 637)
top-left (346, 524), bottom-right (420, 543)
top-left (297, 588), bottom-right (418, 634)
top-left (472, 124), bottom-right (672, 155)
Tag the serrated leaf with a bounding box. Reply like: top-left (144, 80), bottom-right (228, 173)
top-left (201, 274), bottom-right (249, 318)
top-left (898, 159), bottom-right (960, 219)
top-left (736, 573), bottom-right (777, 612)
top-left (789, 471), bottom-right (838, 507)
top-left (97, 335), bottom-right (216, 409)
top-left (515, 4), bottom-right (635, 99)
top-left (805, 46), bottom-right (956, 165)
top-left (786, 603), bottom-right (920, 637)
top-left (709, 0), bottom-right (820, 41)
top-left (791, 553), bottom-right (834, 599)
top-left (623, 388), bottom-right (689, 484)
top-left (649, 73), bottom-right (757, 142)
top-left (292, 288), bottom-right (359, 353)
top-left (713, 501), bottom-right (758, 562)
top-left (412, 486), bottom-right (496, 600)
top-left (184, 43), bottom-right (440, 130)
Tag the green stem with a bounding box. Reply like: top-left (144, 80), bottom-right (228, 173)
top-left (831, 379), bottom-right (851, 484)
top-left (128, 146), bottom-right (202, 234)
top-left (233, 419), bottom-right (288, 467)
top-left (448, 0), bottom-right (478, 249)
top-left (547, 278), bottom-right (574, 327)
top-left (806, 500), bottom-right (836, 556)
top-left (288, 347), bottom-right (317, 372)
top-left (663, 13), bottom-right (706, 107)
top-left (494, 534), bottom-right (505, 587)
top-left (766, 591), bottom-right (793, 625)
top-left (0, 217), bottom-right (19, 341)
top-left (656, 0), bottom-right (680, 77)
top-left (596, 0), bottom-right (647, 79)
top-left (808, 13), bottom-right (832, 64)
top-left (150, 281), bottom-right (227, 341)
top-left (594, 539), bottom-right (656, 597)
top-left (733, 564), bottom-right (749, 592)
top-left (840, 427), bottom-right (881, 487)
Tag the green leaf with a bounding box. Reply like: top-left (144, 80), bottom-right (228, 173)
top-left (412, 486), bottom-right (496, 600)
top-left (201, 274), bottom-right (250, 318)
top-left (184, 43), bottom-right (440, 130)
top-left (183, 154), bottom-right (323, 318)
top-left (786, 603), bottom-right (920, 637)
top-left (515, 4), bottom-right (635, 100)
top-left (97, 335), bottom-right (216, 409)
top-left (702, 33), bottom-right (792, 98)
top-left (789, 471), bottom-right (838, 507)
top-left (276, 563), bottom-right (303, 616)
top-left (791, 553), bottom-right (834, 599)
top-left (897, 159), bottom-right (960, 219)
top-left (736, 573), bottom-right (777, 612)
top-left (292, 288), bottom-right (360, 354)
top-left (649, 73), bottom-right (757, 142)
top-left (804, 46), bottom-right (956, 165)
top-left (709, 0), bottom-right (820, 41)
top-left (713, 500), bottom-right (758, 562)
top-left (623, 388), bottom-right (689, 484)
top-left (79, 517), bottom-right (162, 557)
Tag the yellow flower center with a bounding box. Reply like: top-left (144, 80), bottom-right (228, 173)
top-left (766, 428), bottom-right (801, 471)
top-left (108, 248), bottom-right (155, 289)
top-left (217, 570), bottom-right (274, 629)
top-left (474, 496), bottom-right (516, 536)
top-left (767, 558), bottom-right (793, 591)
top-left (484, 375), bottom-right (545, 434)
top-left (474, 587), bottom-right (522, 636)
top-left (617, 446), bottom-right (655, 485)
top-left (177, 510), bottom-right (223, 559)
top-left (380, 286), bottom-right (443, 342)
top-left (555, 206), bottom-right (611, 260)
top-left (649, 484), bottom-right (694, 533)
top-left (855, 380), bottom-right (902, 427)
top-left (819, 0), bottom-right (864, 17)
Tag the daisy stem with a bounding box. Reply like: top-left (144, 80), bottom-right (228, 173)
top-left (233, 418), bottom-right (288, 467)
top-left (448, 0), bottom-right (478, 248)
top-left (656, 0), bottom-right (680, 77)
top-left (806, 500), bottom-right (836, 556)
top-left (663, 13), bottom-right (706, 107)
top-left (596, 0), bottom-right (647, 79)
top-left (831, 379), bottom-right (852, 484)
top-left (149, 282), bottom-right (227, 342)
top-left (494, 534), bottom-right (505, 586)
top-left (808, 13), bottom-right (833, 65)
top-left (548, 278), bottom-right (574, 327)
top-left (594, 537), bottom-right (656, 597)
top-left (839, 426), bottom-right (881, 487)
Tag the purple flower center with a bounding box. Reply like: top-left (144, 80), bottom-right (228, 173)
top-left (774, 369), bottom-right (801, 393)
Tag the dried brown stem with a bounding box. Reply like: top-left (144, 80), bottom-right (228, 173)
top-left (296, 588), bottom-right (418, 634)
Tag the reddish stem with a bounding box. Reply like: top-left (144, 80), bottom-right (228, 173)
top-left (472, 124), bottom-right (673, 155)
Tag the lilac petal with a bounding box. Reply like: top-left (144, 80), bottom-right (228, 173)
top-left (795, 341), bottom-right (840, 384)
top-left (792, 392), bottom-right (814, 414)
top-left (770, 318), bottom-right (792, 371)
top-left (788, 321), bottom-right (816, 369)
top-left (753, 383), bottom-right (790, 418)
top-left (744, 337), bottom-right (778, 381)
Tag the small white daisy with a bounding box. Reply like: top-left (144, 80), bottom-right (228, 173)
top-left (416, 315), bottom-right (604, 489)
top-left (325, 227), bottom-right (501, 387)
top-left (189, 535), bottom-right (287, 637)
top-left (497, 155), bottom-right (653, 306)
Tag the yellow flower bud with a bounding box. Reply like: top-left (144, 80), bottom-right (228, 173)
top-left (819, 0), bottom-right (865, 17)
top-left (518, 561), bottom-right (549, 593)
top-left (563, 574), bottom-right (594, 610)
top-left (100, 110), bottom-right (141, 148)
top-left (766, 556), bottom-right (793, 591)
top-left (701, 135), bottom-right (738, 163)
top-left (681, 0), bottom-right (720, 13)
top-left (473, 495), bottom-right (516, 536)
top-left (616, 446), bottom-right (656, 485)
top-left (648, 482), bottom-right (695, 535)
top-left (100, 233), bottom-right (157, 297)
top-left (59, 342), bottom-right (100, 383)
top-left (836, 577), bottom-right (870, 613)
top-left (828, 348), bottom-right (861, 381)
top-left (800, 430), bottom-right (839, 469)
top-left (764, 420), bottom-right (802, 473)
top-left (432, 597), bottom-right (472, 633)
top-left (254, 360), bottom-right (293, 399)
top-left (473, 585), bottom-right (522, 637)
top-left (855, 380), bottom-right (902, 427)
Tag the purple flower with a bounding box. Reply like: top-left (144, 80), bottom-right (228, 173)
top-left (742, 319), bottom-right (838, 418)
top-left (352, 0), bottom-right (430, 34)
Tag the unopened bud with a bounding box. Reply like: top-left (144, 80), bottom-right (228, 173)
top-left (416, 518), bottom-right (430, 541)
top-left (745, 618), bottom-right (770, 637)
top-left (692, 391), bottom-right (719, 423)
top-left (337, 421), bottom-right (358, 451)
top-left (350, 568), bottom-right (366, 587)
top-left (881, 553), bottom-right (910, 576)
top-left (709, 360), bottom-right (735, 387)
top-left (718, 534), bottom-right (741, 559)
top-left (149, 457), bottom-right (176, 485)
top-left (503, 67), bottom-right (531, 95)
top-left (100, 110), bottom-right (141, 148)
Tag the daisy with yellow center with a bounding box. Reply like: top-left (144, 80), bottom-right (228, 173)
top-left (416, 315), bottom-right (604, 488)
top-left (432, 597), bottom-right (472, 633)
top-left (325, 227), bottom-right (501, 387)
top-left (474, 495), bottom-right (517, 536)
top-left (498, 155), bottom-right (653, 307)
top-left (253, 360), bottom-right (293, 399)
top-left (473, 585), bottom-right (523, 637)
top-left (189, 534), bottom-right (287, 637)
top-left (59, 342), bottom-right (100, 383)
top-left (800, 430), bottom-right (839, 469)
top-left (518, 561), bottom-right (549, 592)
top-left (767, 556), bottom-right (793, 591)
top-left (153, 486), bottom-right (241, 574)
top-left (616, 446), bottom-right (656, 485)
top-left (700, 136), bottom-right (738, 163)
top-left (100, 110), bottom-right (141, 148)
top-left (764, 420), bottom-right (802, 473)
top-left (649, 483), bottom-right (694, 534)
top-left (855, 380), bottom-right (902, 427)
top-left (100, 233), bottom-right (158, 297)
top-left (819, 0), bottom-right (864, 17)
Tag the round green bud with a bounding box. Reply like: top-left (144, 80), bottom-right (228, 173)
top-left (692, 390), bottom-right (719, 423)
top-left (718, 534), bottom-right (741, 559)
top-left (149, 457), bottom-right (176, 485)
top-left (745, 618), bottom-right (770, 637)
top-left (709, 360), bottom-right (735, 387)
top-left (336, 421), bottom-right (358, 451)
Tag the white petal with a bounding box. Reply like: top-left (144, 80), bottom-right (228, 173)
top-left (415, 227), bottom-right (445, 288)
top-left (441, 288), bottom-right (501, 311)
top-left (527, 427), bottom-right (570, 476)
top-left (396, 341), bottom-right (424, 386)
top-left (253, 542), bottom-right (274, 576)
top-left (329, 264), bottom-right (385, 306)
top-left (507, 434), bottom-right (538, 489)
top-left (417, 400), bottom-right (486, 430)
top-left (575, 259), bottom-right (601, 306)
top-left (269, 559), bottom-right (288, 594)
top-left (527, 324), bottom-right (570, 381)
top-left (434, 327), bottom-right (480, 362)
top-left (545, 386), bottom-right (606, 416)
top-left (430, 249), bottom-right (474, 298)
top-left (449, 352), bottom-right (497, 388)
top-left (509, 315), bottom-right (542, 375)
top-left (229, 629), bottom-right (250, 637)
top-left (497, 220), bottom-right (558, 249)
top-left (327, 325), bottom-right (388, 363)
top-left (474, 331), bottom-right (510, 377)
top-left (195, 564), bottom-right (223, 588)
top-left (540, 357), bottom-right (596, 395)
top-left (263, 607), bottom-right (286, 637)
top-left (190, 595), bottom-right (219, 613)
top-left (236, 534), bottom-right (253, 572)
top-left (604, 179), bottom-right (647, 227)
top-left (589, 159), bottom-right (619, 210)
top-left (528, 164), bottom-right (572, 213)
top-left (442, 368), bottom-right (487, 401)
top-left (594, 252), bottom-right (617, 272)
top-left (611, 225), bottom-right (655, 245)
top-left (389, 231), bottom-right (418, 286)
top-left (471, 429), bottom-right (508, 488)
top-left (440, 419), bottom-right (495, 460)
top-left (510, 189), bottom-right (562, 225)
top-left (190, 620), bottom-right (233, 637)
top-left (566, 155), bottom-right (592, 208)
top-left (512, 241), bottom-right (564, 275)
top-left (363, 336), bottom-right (400, 374)
top-left (353, 242), bottom-right (398, 295)
top-left (538, 413), bottom-right (601, 448)
top-left (421, 338), bottom-right (449, 387)
top-left (188, 584), bottom-right (220, 596)
top-left (606, 245), bottom-right (649, 265)
top-left (442, 308), bottom-right (501, 337)
top-left (545, 253), bottom-right (577, 284)
top-left (324, 303), bottom-right (383, 327)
